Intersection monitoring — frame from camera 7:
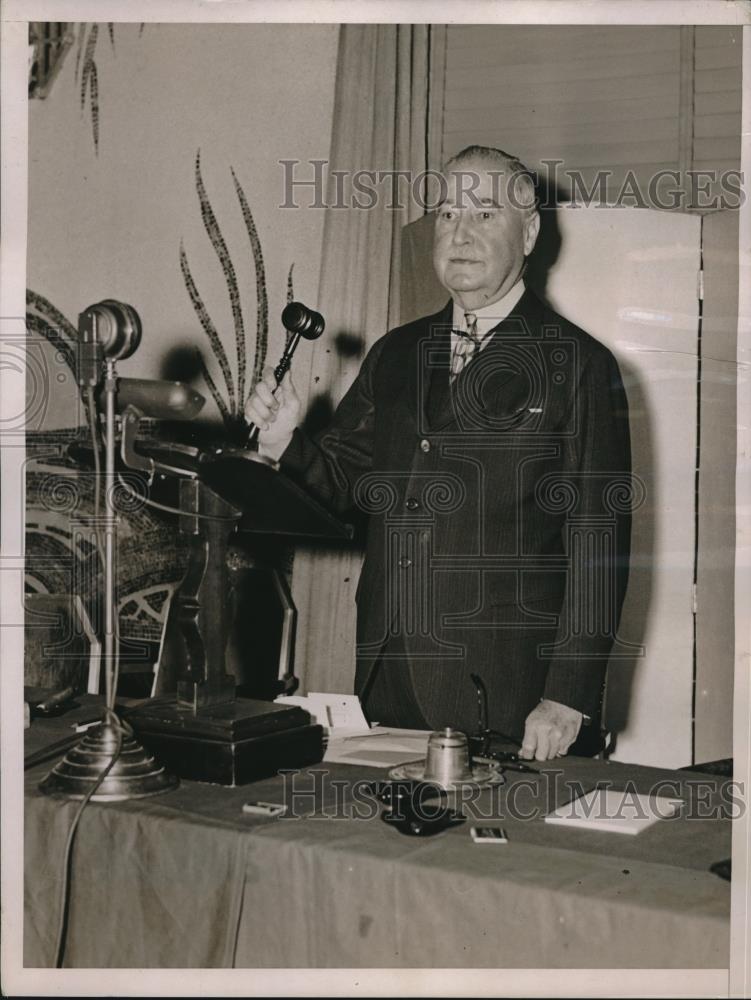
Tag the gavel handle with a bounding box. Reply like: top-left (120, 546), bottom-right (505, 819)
top-left (245, 332), bottom-right (301, 448)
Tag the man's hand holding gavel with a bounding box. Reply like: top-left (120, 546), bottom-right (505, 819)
top-left (244, 368), bottom-right (301, 461)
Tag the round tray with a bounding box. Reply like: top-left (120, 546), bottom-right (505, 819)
top-left (387, 757), bottom-right (505, 790)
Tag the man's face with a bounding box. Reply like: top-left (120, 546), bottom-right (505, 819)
top-left (432, 158), bottom-right (540, 310)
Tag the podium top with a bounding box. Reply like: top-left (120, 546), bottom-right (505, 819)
top-left (198, 447), bottom-right (353, 540)
top-left (68, 439), bottom-right (353, 541)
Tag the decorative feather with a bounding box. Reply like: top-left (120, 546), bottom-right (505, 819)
top-left (80, 23), bottom-right (98, 110)
top-left (195, 151), bottom-right (246, 416)
top-left (230, 167), bottom-right (268, 388)
top-left (25, 314), bottom-right (77, 380)
top-left (85, 23), bottom-right (99, 62)
top-left (179, 241), bottom-right (236, 415)
top-left (89, 62), bottom-right (99, 154)
top-left (286, 263), bottom-right (295, 303)
top-left (26, 290), bottom-right (79, 342)
top-left (78, 24), bottom-right (100, 153)
top-left (194, 349), bottom-right (232, 426)
top-left (74, 23), bottom-right (86, 83)
top-left (80, 57), bottom-right (90, 110)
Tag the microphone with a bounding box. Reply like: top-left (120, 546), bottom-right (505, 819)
top-left (77, 300), bottom-right (142, 387)
top-left (245, 301), bottom-right (325, 448)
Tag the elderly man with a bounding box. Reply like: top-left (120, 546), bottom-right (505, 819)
top-left (246, 145), bottom-right (631, 761)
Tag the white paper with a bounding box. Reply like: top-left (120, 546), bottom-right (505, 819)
top-left (544, 787), bottom-right (684, 835)
top-left (323, 727), bottom-right (431, 767)
top-left (275, 691), bottom-right (371, 734)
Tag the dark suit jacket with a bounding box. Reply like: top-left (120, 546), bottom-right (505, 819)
top-left (281, 288), bottom-right (632, 738)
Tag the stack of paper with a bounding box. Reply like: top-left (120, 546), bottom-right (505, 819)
top-left (274, 691), bottom-right (430, 767)
top-left (323, 728), bottom-right (430, 768)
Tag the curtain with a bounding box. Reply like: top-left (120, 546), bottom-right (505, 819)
top-left (290, 24), bottom-right (445, 694)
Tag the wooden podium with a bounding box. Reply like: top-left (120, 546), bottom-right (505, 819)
top-left (125, 444), bottom-right (352, 785)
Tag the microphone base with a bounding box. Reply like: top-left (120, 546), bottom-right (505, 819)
top-left (38, 718), bottom-right (179, 801)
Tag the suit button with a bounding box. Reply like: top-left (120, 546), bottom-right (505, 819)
top-left (399, 557), bottom-right (412, 569)
top-left (405, 497), bottom-right (420, 511)
top-left (420, 439), bottom-right (431, 453)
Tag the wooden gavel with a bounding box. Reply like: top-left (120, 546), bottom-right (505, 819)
top-left (245, 301), bottom-right (325, 448)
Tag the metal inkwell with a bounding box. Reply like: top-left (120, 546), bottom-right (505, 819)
top-left (387, 728), bottom-right (505, 790)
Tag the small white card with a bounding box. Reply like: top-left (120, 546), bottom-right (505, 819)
top-left (545, 787), bottom-right (683, 835)
top-left (275, 692), bottom-right (370, 734)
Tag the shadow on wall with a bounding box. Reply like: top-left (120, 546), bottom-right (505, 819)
top-left (299, 327), bottom-right (371, 563)
top-left (299, 330), bottom-right (367, 437)
top-left (524, 181), bottom-right (655, 747)
top-left (159, 344), bottom-right (205, 384)
top-left (523, 173), bottom-right (563, 304)
top-left (599, 353), bottom-right (656, 743)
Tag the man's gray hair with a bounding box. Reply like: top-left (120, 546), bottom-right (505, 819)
top-left (444, 144), bottom-right (538, 214)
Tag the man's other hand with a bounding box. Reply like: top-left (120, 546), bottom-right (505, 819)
top-left (244, 367), bottom-right (300, 461)
top-left (519, 699), bottom-right (583, 761)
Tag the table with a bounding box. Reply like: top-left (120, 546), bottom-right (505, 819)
top-left (24, 699), bottom-right (731, 968)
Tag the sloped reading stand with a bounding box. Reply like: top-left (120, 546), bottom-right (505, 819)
top-left (125, 443), bottom-right (352, 785)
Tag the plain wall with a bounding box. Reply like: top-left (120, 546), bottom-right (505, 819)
top-left (695, 209), bottom-right (738, 764)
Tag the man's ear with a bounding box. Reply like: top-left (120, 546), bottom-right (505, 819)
top-left (523, 210), bottom-right (541, 257)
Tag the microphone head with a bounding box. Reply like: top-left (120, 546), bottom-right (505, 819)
top-left (282, 301), bottom-right (325, 340)
top-left (79, 300), bottom-right (142, 361)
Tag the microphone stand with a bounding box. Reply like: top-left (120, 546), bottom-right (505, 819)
top-left (103, 359), bottom-right (117, 709)
top-left (40, 356), bottom-right (178, 801)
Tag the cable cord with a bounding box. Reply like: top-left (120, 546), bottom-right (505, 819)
top-left (52, 708), bottom-right (128, 968)
top-left (84, 386), bottom-right (123, 715)
top-left (84, 386), bottom-right (105, 570)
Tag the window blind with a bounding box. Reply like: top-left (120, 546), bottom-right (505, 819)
top-left (441, 25), bottom-right (742, 208)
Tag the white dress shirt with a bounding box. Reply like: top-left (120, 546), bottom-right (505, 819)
top-left (450, 278), bottom-right (526, 373)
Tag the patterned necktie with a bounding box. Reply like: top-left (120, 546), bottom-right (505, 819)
top-left (451, 311), bottom-right (480, 381)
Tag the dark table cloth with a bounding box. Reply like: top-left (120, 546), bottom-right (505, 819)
top-left (24, 699), bottom-right (730, 968)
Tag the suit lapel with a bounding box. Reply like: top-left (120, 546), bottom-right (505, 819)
top-left (405, 301), bottom-right (454, 432)
top-left (424, 334), bottom-right (454, 430)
